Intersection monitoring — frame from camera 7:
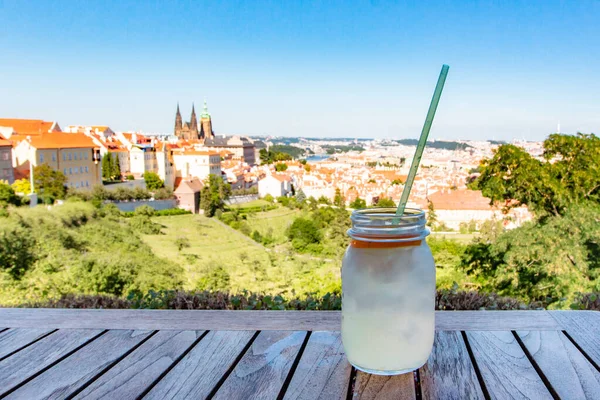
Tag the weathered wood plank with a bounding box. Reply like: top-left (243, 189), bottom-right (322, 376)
top-left (549, 311), bottom-right (600, 367)
top-left (213, 330), bottom-right (307, 400)
top-left (74, 330), bottom-right (203, 400)
top-left (466, 331), bottom-right (552, 399)
top-left (4, 329), bottom-right (152, 400)
top-left (518, 331), bottom-right (600, 399)
top-left (0, 329), bottom-right (103, 397)
top-left (0, 328), bottom-right (55, 359)
top-left (353, 371), bottom-right (415, 400)
top-left (144, 330), bottom-right (255, 399)
top-left (283, 331), bottom-right (351, 400)
top-left (0, 309), bottom-right (562, 331)
top-left (420, 331), bottom-right (484, 400)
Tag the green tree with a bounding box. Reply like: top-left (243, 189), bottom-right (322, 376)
top-left (0, 221), bottom-right (36, 279)
top-left (295, 189), bottom-right (306, 203)
top-left (461, 203), bottom-right (600, 305)
top-left (275, 163), bottom-right (288, 172)
top-left (317, 195), bottom-right (331, 205)
top-left (111, 154), bottom-right (121, 180)
top-left (333, 188), bottom-right (345, 208)
top-left (374, 197), bottom-right (396, 208)
top-left (0, 182), bottom-right (20, 207)
top-left (286, 217), bottom-right (322, 251)
top-left (349, 197), bottom-right (367, 209)
top-left (143, 172), bottom-right (164, 190)
top-left (201, 174), bottom-right (231, 217)
top-left (34, 164), bottom-right (67, 203)
top-left (102, 154), bottom-right (112, 181)
top-left (469, 133), bottom-right (600, 217)
top-left (427, 200), bottom-right (438, 227)
top-left (263, 194), bottom-right (274, 203)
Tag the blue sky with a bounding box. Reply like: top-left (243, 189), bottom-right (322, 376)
top-left (1, 0), bottom-right (598, 140)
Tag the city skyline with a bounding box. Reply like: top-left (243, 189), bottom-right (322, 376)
top-left (1, 1), bottom-right (599, 140)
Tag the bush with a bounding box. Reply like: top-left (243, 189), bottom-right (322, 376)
top-left (153, 188), bottom-right (174, 200)
top-left (0, 221), bottom-right (36, 279)
top-left (20, 289), bottom-right (545, 311)
top-left (570, 293), bottom-right (600, 311)
top-left (134, 205), bottom-right (155, 217)
top-left (287, 217), bottom-right (322, 251)
top-left (174, 236), bottom-right (191, 251)
top-left (155, 208), bottom-right (191, 216)
top-left (129, 215), bottom-right (162, 234)
top-left (143, 172), bottom-right (164, 190)
top-left (126, 175), bottom-right (135, 181)
top-left (263, 194), bottom-right (274, 203)
top-left (196, 265), bottom-right (231, 292)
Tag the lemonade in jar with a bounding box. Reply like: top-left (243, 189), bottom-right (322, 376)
top-left (341, 207), bottom-right (435, 375)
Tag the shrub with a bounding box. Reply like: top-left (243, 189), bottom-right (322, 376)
top-left (126, 174), bottom-right (135, 181)
top-left (129, 215), bottom-right (162, 234)
top-left (143, 172), bottom-right (164, 190)
top-left (0, 221), bottom-right (36, 279)
top-left (263, 194), bottom-right (274, 203)
top-left (153, 188), bottom-right (174, 200)
top-left (20, 289), bottom-right (543, 311)
top-left (174, 236), bottom-right (191, 251)
top-left (287, 217), bottom-right (322, 251)
top-left (134, 205), bottom-right (155, 217)
top-left (196, 265), bottom-right (231, 292)
top-left (155, 208), bottom-right (191, 216)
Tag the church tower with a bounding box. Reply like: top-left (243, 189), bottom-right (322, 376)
top-left (174, 103), bottom-right (183, 136)
top-left (189, 103), bottom-right (198, 137)
top-left (199, 100), bottom-right (214, 140)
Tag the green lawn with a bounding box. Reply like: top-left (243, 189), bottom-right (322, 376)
top-left (229, 199), bottom-right (271, 209)
top-left (143, 214), bottom-right (340, 296)
top-left (244, 207), bottom-right (305, 244)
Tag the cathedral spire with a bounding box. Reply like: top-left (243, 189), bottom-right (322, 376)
top-left (174, 102), bottom-right (183, 136)
top-left (190, 103), bottom-right (198, 136)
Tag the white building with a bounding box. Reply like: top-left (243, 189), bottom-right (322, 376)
top-left (171, 149), bottom-right (221, 181)
top-left (258, 174), bottom-right (291, 198)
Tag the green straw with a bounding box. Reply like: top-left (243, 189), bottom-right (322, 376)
top-left (395, 64), bottom-right (450, 218)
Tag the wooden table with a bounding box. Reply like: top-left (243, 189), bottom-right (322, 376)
top-left (0, 309), bottom-right (599, 399)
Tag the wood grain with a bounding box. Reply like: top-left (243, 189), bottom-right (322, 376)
top-left (420, 331), bottom-right (484, 400)
top-left (353, 371), bottom-right (415, 400)
top-left (0, 309), bottom-right (562, 331)
top-left (0, 328), bottom-right (55, 359)
top-left (549, 311), bottom-right (600, 367)
top-left (144, 330), bottom-right (256, 400)
top-left (283, 331), bottom-right (351, 400)
top-left (0, 329), bottom-right (103, 397)
top-left (4, 329), bottom-right (152, 400)
top-left (74, 330), bottom-right (203, 400)
top-left (517, 331), bottom-right (600, 399)
top-left (213, 330), bottom-right (307, 400)
top-left (466, 331), bottom-right (553, 399)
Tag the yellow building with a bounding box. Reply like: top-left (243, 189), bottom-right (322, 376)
top-left (14, 132), bottom-right (102, 189)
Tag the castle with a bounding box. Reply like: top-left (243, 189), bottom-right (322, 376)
top-left (174, 101), bottom-right (214, 141)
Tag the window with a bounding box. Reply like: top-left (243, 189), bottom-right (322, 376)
top-left (84, 152), bottom-right (88, 160)
top-left (81, 181), bottom-right (84, 187)
top-left (64, 168), bottom-right (67, 175)
top-left (86, 181), bottom-right (89, 187)
top-left (75, 182), bottom-right (79, 188)
top-left (68, 153), bottom-right (72, 161)
top-left (85, 166), bottom-right (89, 173)
top-left (80, 152), bottom-right (84, 160)
top-left (74, 153), bottom-right (78, 161)
top-left (2, 152), bottom-right (9, 161)
top-left (39, 153), bottom-right (44, 163)
top-left (80, 166), bottom-right (83, 173)
top-left (69, 168), bottom-right (72, 175)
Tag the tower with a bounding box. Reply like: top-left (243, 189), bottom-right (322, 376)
top-left (199, 100), bottom-right (214, 140)
top-left (174, 103), bottom-right (183, 136)
top-left (190, 103), bottom-right (198, 137)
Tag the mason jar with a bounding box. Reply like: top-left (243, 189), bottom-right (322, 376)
top-left (341, 207), bottom-right (435, 375)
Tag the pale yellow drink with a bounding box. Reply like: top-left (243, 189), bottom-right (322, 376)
top-left (341, 208), bottom-right (435, 375)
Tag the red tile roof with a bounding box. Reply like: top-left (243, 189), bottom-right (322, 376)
top-left (427, 189), bottom-right (493, 210)
top-left (29, 132), bottom-right (98, 149)
top-left (0, 118), bottom-right (59, 134)
top-left (0, 133), bottom-right (11, 147)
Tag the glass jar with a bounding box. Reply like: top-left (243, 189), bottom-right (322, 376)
top-left (341, 207), bottom-right (435, 375)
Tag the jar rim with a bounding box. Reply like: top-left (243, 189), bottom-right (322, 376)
top-left (347, 207), bottom-right (429, 243)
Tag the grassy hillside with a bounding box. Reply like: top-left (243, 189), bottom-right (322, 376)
top-left (142, 214), bottom-right (341, 296)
